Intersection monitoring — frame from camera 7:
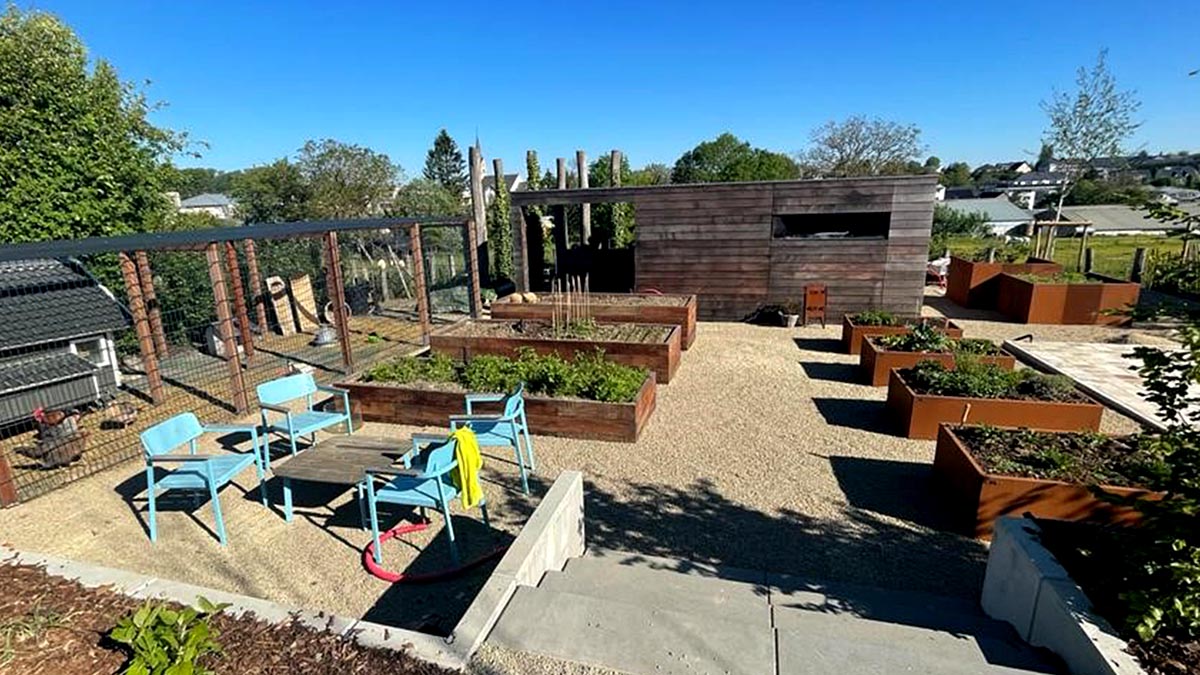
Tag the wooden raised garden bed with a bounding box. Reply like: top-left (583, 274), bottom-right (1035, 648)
top-left (933, 425), bottom-right (1159, 539)
top-left (429, 320), bottom-right (682, 384)
top-left (885, 370), bottom-right (1104, 440)
top-left (840, 315), bottom-right (963, 355)
top-left (946, 256), bottom-right (1063, 309)
top-left (491, 293), bottom-right (698, 350)
top-left (859, 339), bottom-right (1014, 386)
top-left (337, 371), bottom-right (657, 443)
top-left (996, 273), bottom-right (1140, 325)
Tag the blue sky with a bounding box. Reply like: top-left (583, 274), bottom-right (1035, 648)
top-left (32, 0), bottom-right (1200, 176)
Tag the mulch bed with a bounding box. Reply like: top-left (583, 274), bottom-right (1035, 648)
top-left (0, 561), bottom-right (455, 675)
top-left (1035, 520), bottom-right (1200, 675)
top-left (446, 319), bottom-right (670, 343)
top-left (953, 427), bottom-right (1162, 486)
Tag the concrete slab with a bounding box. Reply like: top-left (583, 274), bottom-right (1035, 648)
top-left (582, 547), bottom-right (768, 585)
top-left (490, 586), bottom-right (775, 675)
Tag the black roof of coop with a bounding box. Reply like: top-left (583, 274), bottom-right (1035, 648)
top-left (0, 259), bottom-right (130, 352)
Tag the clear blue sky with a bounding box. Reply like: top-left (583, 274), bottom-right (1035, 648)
top-left (32, 0), bottom-right (1200, 176)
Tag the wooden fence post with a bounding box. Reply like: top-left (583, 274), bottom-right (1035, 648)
top-left (1083, 247), bottom-right (1094, 274)
top-left (610, 150), bottom-right (621, 187)
top-left (323, 232), bottom-right (354, 372)
top-left (410, 225), bottom-right (431, 345)
top-left (468, 144), bottom-right (489, 285)
top-left (1131, 247), bottom-right (1147, 283)
top-left (119, 252), bottom-right (164, 404)
top-left (205, 243), bottom-right (248, 413)
top-left (223, 242), bottom-right (255, 364)
top-left (576, 150), bottom-right (590, 245)
top-left (243, 239), bottom-right (269, 333)
top-left (465, 219), bottom-right (483, 317)
top-left (554, 158), bottom-right (569, 271)
top-left (1076, 226), bottom-right (1090, 272)
top-left (134, 251), bottom-right (169, 357)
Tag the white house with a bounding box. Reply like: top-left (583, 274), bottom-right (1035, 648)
top-left (1044, 204), bottom-right (1191, 237)
top-left (178, 193), bottom-right (238, 220)
top-left (940, 196), bottom-right (1035, 237)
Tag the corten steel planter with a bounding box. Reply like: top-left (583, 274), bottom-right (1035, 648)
top-left (859, 340), bottom-right (1015, 386)
top-left (946, 256), bottom-right (1063, 309)
top-left (429, 321), bottom-right (682, 384)
top-left (840, 315), bottom-right (964, 355)
top-left (337, 372), bottom-right (657, 443)
top-left (885, 370), bottom-right (1104, 440)
top-left (996, 273), bottom-right (1140, 326)
top-left (934, 424), bottom-right (1160, 539)
top-left (491, 293), bottom-right (698, 350)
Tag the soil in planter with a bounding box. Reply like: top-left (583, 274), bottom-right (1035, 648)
top-left (1015, 271), bottom-right (1101, 284)
top-left (523, 293), bottom-right (689, 307)
top-left (871, 334), bottom-right (1000, 356)
top-left (0, 561), bottom-right (455, 675)
top-left (953, 426), bottom-right (1165, 487)
top-left (444, 319), bottom-right (671, 343)
top-left (1035, 520), bottom-right (1200, 675)
top-left (900, 359), bottom-right (1092, 403)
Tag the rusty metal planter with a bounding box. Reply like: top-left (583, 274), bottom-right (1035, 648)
top-left (840, 315), bottom-right (963, 355)
top-left (859, 340), bottom-right (1014, 386)
top-left (946, 256), bottom-right (1063, 309)
top-left (885, 370), bottom-right (1104, 440)
top-left (933, 424), bottom-right (1159, 539)
top-left (491, 293), bottom-right (698, 350)
top-left (429, 321), bottom-right (682, 384)
top-left (337, 372), bottom-right (657, 443)
top-left (996, 273), bottom-right (1140, 325)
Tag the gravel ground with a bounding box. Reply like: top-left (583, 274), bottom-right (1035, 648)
top-left (0, 307), bottom-right (1165, 672)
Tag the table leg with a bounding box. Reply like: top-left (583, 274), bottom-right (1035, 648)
top-left (283, 477), bottom-right (293, 523)
top-left (356, 482), bottom-right (367, 530)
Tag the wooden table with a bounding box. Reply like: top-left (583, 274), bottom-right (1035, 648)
top-left (271, 435), bottom-right (410, 523)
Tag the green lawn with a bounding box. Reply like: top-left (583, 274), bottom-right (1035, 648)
top-left (941, 234), bottom-right (1183, 280)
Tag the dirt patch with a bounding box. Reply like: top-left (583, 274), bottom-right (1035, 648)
top-left (953, 426), bottom-right (1161, 487)
top-left (0, 560), bottom-right (454, 675)
top-left (443, 319), bottom-right (671, 343)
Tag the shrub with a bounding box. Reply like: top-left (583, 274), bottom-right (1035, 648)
top-left (967, 240), bottom-right (1030, 263)
top-left (461, 354), bottom-right (524, 393)
top-left (109, 596), bottom-right (229, 675)
top-left (362, 352), bottom-right (456, 385)
top-left (902, 359), bottom-right (1082, 402)
top-left (850, 309), bottom-right (900, 326)
top-left (1143, 250), bottom-right (1200, 296)
top-left (874, 323), bottom-right (998, 355)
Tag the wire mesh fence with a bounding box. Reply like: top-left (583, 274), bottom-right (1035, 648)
top-left (0, 221), bottom-right (476, 505)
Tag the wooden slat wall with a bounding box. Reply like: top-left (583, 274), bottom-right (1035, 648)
top-left (628, 176), bottom-right (935, 320)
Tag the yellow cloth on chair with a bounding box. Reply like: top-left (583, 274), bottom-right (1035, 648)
top-left (450, 427), bottom-right (484, 509)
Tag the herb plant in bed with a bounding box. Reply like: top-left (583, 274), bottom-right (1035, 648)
top-left (886, 359), bottom-right (1103, 439)
top-left (946, 253), bottom-right (1063, 309)
top-left (859, 323), bottom-right (1012, 386)
top-left (491, 292), bottom-right (698, 349)
top-left (933, 425), bottom-right (1164, 538)
top-left (337, 350), bottom-right (657, 442)
top-left (429, 318), bottom-right (682, 383)
top-left (840, 310), bottom-right (963, 355)
top-left (997, 271), bottom-right (1140, 325)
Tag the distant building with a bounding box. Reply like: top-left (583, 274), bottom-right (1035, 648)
top-left (178, 193), bottom-right (237, 220)
top-left (939, 196), bottom-right (1035, 237)
top-left (1004, 172), bottom-right (1069, 209)
top-left (1041, 204), bottom-right (1188, 237)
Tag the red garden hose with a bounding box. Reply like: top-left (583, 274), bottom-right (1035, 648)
top-left (362, 521), bottom-right (509, 583)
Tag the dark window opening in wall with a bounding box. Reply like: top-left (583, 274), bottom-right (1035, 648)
top-left (772, 212), bottom-right (891, 239)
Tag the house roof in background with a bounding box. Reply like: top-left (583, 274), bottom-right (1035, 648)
top-left (940, 197), bottom-right (1033, 223)
top-left (179, 193), bottom-right (234, 208)
top-left (1056, 204), bottom-right (1186, 232)
top-left (0, 259), bottom-right (129, 351)
top-left (0, 351), bottom-right (98, 396)
top-left (1009, 171), bottom-right (1068, 187)
top-left (482, 174), bottom-right (522, 192)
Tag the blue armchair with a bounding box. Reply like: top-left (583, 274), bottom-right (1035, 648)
top-left (256, 373), bottom-right (353, 465)
top-left (139, 412), bottom-right (266, 545)
top-left (449, 383), bottom-right (534, 494)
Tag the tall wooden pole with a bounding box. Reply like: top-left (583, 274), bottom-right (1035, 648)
top-left (243, 239), bottom-right (269, 334)
top-left (554, 157), bottom-right (568, 269)
top-left (576, 150), bottom-right (591, 245)
top-left (468, 144), bottom-right (489, 290)
top-left (205, 243), bottom-right (248, 413)
top-left (134, 251), bottom-right (169, 357)
top-left (223, 242), bottom-right (255, 364)
top-left (495, 157), bottom-right (528, 292)
top-left (610, 150), bottom-right (622, 187)
top-left (119, 252), bottom-right (163, 404)
top-left (323, 232), bottom-right (354, 371)
top-left (410, 225), bottom-right (432, 345)
top-left (465, 219), bottom-right (483, 317)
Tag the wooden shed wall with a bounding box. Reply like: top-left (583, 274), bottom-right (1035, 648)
top-left (629, 176), bottom-right (935, 320)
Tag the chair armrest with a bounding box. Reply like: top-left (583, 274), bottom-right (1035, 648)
top-left (316, 384), bottom-right (350, 395)
top-left (148, 454), bottom-right (214, 464)
top-left (364, 466), bottom-right (424, 479)
top-left (412, 433), bottom-right (452, 445)
top-left (465, 392), bottom-right (505, 414)
top-left (449, 413), bottom-right (509, 429)
top-left (202, 424), bottom-right (259, 435)
top-left (260, 403), bottom-right (292, 414)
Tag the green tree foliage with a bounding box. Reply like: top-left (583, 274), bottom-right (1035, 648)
top-left (671, 133), bottom-right (800, 183)
top-left (297, 139), bottom-right (400, 219)
top-left (800, 116), bottom-right (925, 177)
top-left (422, 129), bottom-right (466, 192)
top-left (487, 170), bottom-right (514, 280)
top-left (629, 163), bottom-right (671, 186)
top-left (923, 156), bottom-right (941, 173)
top-left (0, 6), bottom-right (181, 243)
top-left (939, 162), bottom-right (973, 187)
top-left (229, 159), bottom-right (311, 224)
top-left (930, 204), bottom-right (990, 258)
top-left (589, 155), bottom-right (636, 247)
top-left (164, 167), bottom-right (237, 199)
top-left (387, 178), bottom-right (465, 218)
top-left (1062, 178), bottom-right (1150, 206)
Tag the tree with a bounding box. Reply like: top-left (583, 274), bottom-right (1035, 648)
top-left (671, 133), bottom-right (799, 183)
top-left (0, 6), bottom-right (181, 243)
top-left (1036, 143), bottom-right (1055, 171)
top-left (800, 116), bottom-right (924, 177)
top-left (297, 139), bottom-right (401, 220)
top-left (422, 129), bottom-right (466, 192)
top-left (923, 156), bottom-right (941, 173)
top-left (630, 163), bottom-right (671, 186)
top-left (589, 155), bottom-right (636, 247)
top-left (487, 168), bottom-right (514, 281)
top-left (387, 179), bottom-right (465, 218)
top-left (164, 167), bottom-right (236, 199)
top-left (1041, 50), bottom-right (1141, 219)
top-left (940, 162), bottom-right (973, 187)
top-left (230, 159), bottom-right (311, 224)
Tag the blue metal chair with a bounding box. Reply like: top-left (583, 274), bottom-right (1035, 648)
top-left (362, 433), bottom-right (489, 565)
top-left (256, 373), bottom-right (353, 465)
top-left (139, 412), bottom-right (266, 545)
top-left (449, 383), bottom-right (534, 494)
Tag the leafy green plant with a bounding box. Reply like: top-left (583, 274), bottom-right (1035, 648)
top-left (902, 359), bottom-right (1082, 402)
top-left (874, 323), bottom-right (998, 356)
top-left (968, 240), bottom-right (1031, 263)
top-left (362, 352), bottom-right (457, 385)
top-left (850, 310), bottom-right (900, 326)
top-left (109, 596), bottom-right (229, 675)
top-left (1142, 250), bottom-right (1200, 296)
top-left (1016, 271), bottom-right (1095, 284)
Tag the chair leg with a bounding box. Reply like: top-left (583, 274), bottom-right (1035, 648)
top-left (366, 481), bottom-right (383, 565)
top-left (282, 477), bottom-right (293, 523)
top-left (356, 483), bottom-right (366, 530)
top-left (145, 467), bottom-right (158, 543)
top-left (289, 434), bottom-right (298, 458)
top-left (511, 432), bottom-right (529, 496)
top-left (440, 500), bottom-right (459, 565)
top-left (522, 425), bottom-right (536, 472)
top-left (480, 499), bottom-right (491, 528)
top-left (209, 480), bottom-right (227, 546)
